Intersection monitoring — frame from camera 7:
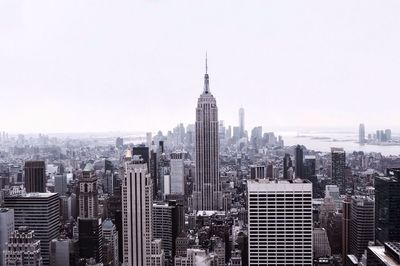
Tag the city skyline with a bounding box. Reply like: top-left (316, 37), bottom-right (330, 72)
top-left (1, 0), bottom-right (400, 133)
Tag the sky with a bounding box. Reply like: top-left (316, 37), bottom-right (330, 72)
top-left (0, 0), bottom-right (399, 134)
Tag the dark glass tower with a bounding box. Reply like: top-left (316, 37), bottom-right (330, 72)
top-left (295, 145), bottom-right (304, 179)
top-left (24, 161), bottom-right (46, 193)
top-left (375, 169), bottom-right (400, 244)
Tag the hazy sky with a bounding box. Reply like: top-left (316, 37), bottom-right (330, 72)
top-left (1, 0), bottom-right (399, 134)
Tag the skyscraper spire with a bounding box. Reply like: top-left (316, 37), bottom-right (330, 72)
top-left (204, 53), bottom-right (210, 93)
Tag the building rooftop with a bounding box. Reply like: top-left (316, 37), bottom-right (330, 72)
top-left (247, 178), bottom-right (312, 191)
top-left (368, 245), bottom-right (400, 266)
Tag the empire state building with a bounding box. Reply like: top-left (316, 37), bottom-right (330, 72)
top-left (193, 58), bottom-right (222, 211)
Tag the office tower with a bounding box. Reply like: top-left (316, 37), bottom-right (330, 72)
top-left (50, 237), bottom-right (78, 266)
top-left (313, 228), bottom-right (331, 258)
top-left (249, 165), bottom-right (267, 180)
top-left (239, 107), bottom-right (245, 138)
top-left (54, 174), bottom-right (67, 195)
top-left (3, 227), bottom-right (43, 266)
top-left (247, 179), bottom-right (313, 265)
top-left (342, 195), bottom-right (351, 264)
top-left (24, 160), bottom-right (46, 193)
top-left (102, 219), bottom-right (119, 266)
top-left (4, 193), bottom-right (59, 266)
top-left (0, 208), bottom-right (14, 265)
top-left (304, 155), bottom-right (316, 179)
top-left (153, 201), bottom-right (185, 265)
top-left (232, 126), bottom-right (240, 140)
top-left (193, 59), bottom-right (222, 211)
top-left (78, 218), bottom-right (103, 263)
top-left (331, 148), bottom-right (346, 194)
top-left (359, 124), bottom-right (365, 144)
top-left (283, 153), bottom-right (293, 180)
top-left (78, 163), bottom-right (98, 219)
top-left (295, 145), bottom-right (304, 178)
top-left (122, 157), bottom-right (153, 265)
top-left (375, 171), bottom-right (400, 244)
top-left (170, 152), bottom-right (185, 195)
top-left (349, 196), bottom-right (374, 259)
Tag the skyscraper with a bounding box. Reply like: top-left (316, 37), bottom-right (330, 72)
top-left (152, 201), bottom-right (184, 265)
top-left (24, 160), bottom-right (46, 193)
top-left (122, 157), bottom-right (153, 265)
top-left (78, 163), bottom-right (98, 219)
top-left (193, 58), bottom-right (222, 211)
top-left (4, 193), bottom-right (60, 266)
top-left (239, 107), bottom-right (245, 138)
top-left (375, 169), bottom-right (400, 244)
top-left (331, 148), bottom-right (346, 194)
top-left (170, 151), bottom-right (185, 195)
top-left (102, 219), bottom-right (119, 266)
top-left (359, 124), bottom-right (365, 144)
top-left (247, 179), bottom-right (313, 265)
top-left (295, 145), bottom-right (304, 178)
top-left (283, 153), bottom-right (293, 180)
top-left (349, 196), bottom-right (375, 259)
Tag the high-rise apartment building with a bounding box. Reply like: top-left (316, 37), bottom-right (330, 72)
top-left (24, 161), bottom-right (46, 193)
top-left (331, 148), bottom-right (346, 194)
top-left (247, 179), bottom-right (313, 265)
top-left (3, 227), bottom-right (43, 266)
top-left (4, 193), bottom-right (59, 266)
top-left (193, 60), bottom-right (222, 211)
top-left (170, 152), bottom-right (185, 195)
top-left (122, 157), bottom-right (153, 265)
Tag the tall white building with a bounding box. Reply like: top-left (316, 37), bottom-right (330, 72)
top-left (193, 58), bottom-right (222, 211)
top-left (122, 157), bottom-right (153, 266)
top-left (247, 179), bottom-right (313, 265)
top-left (0, 209), bottom-right (14, 266)
top-left (170, 152), bottom-right (185, 195)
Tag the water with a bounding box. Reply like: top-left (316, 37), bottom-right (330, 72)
top-left (279, 131), bottom-right (400, 156)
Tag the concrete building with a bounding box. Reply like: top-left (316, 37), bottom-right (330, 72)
top-left (3, 226), bottom-right (42, 266)
top-left (247, 179), bottom-right (313, 265)
top-left (78, 163), bottom-right (98, 219)
top-left (0, 209), bottom-right (14, 266)
top-left (50, 237), bottom-right (78, 266)
top-left (102, 219), bottom-right (119, 266)
top-left (349, 196), bottom-right (374, 259)
top-left (313, 228), bottom-right (331, 258)
top-left (193, 59), bottom-right (222, 211)
top-left (4, 193), bottom-right (59, 266)
top-left (54, 174), bottom-right (67, 195)
top-left (170, 152), bottom-right (185, 195)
